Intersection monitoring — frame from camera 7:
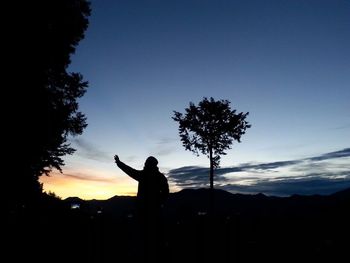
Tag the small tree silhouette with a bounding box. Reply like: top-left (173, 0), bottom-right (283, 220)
top-left (172, 97), bottom-right (251, 189)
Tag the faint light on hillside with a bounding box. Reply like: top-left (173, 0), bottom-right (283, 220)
top-left (197, 211), bottom-right (207, 216)
top-left (71, 203), bottom-right (80, 209)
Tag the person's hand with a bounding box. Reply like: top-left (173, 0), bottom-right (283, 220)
top-left (114, 155), bottom-right (120, 163)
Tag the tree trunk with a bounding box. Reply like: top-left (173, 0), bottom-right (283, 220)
top-left (209, 147), bottom-right (214, 189)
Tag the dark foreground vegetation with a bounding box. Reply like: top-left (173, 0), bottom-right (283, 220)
top-left (6, 188), bottom-right (350, 263)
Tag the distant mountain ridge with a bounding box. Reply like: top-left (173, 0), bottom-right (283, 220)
top-left (65, 186), bottom-right (350, 202)
top-left (63, 187), bottom-right (350, 219)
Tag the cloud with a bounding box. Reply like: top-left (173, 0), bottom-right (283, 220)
top-left (333, 123), bottom-right (350, 130)
top-left (307, 148), bottom-right (350, 162)
top-left (150, 137), bottom-right (178, 157)
top-left (221, 173), bottom-right (350, 196)
top-left (71, 138), bottom-right (112, 162)
top-left (61, 172), bottom-right (117, 183)
top-left (167, 148), bottom-right (350, 196)
top-left (167, 166), bottom-right (214, 187)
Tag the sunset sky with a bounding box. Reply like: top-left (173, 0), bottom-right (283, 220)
top-left (40, 0), bottom-right (350, 200)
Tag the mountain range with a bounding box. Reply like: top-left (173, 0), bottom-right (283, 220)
top-left (64, 187), bottom-right (350, 220)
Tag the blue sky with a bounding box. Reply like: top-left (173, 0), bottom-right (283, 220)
top-left (41, 0), bottom-right (350, 199)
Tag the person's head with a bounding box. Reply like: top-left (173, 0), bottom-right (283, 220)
top-left (144, 156), bottom-right (158, 171)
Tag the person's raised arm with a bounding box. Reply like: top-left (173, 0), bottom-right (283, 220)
top-left (114, 155), bottom-right (141, 181)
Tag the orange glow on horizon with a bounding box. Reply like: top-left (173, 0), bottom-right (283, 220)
top-left (40, 169), bottom-right (138, 200)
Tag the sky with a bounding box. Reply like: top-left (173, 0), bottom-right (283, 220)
top-left (40, 0), bottom-right (350, 200)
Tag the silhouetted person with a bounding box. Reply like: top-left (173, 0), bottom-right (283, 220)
top-left (114, 155), bottom-right (169, 261)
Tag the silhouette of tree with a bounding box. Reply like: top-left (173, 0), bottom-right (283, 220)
top-left (11, 0), bottom-right (91, 207)
top-left (173, 97), bottom-right (251, 189)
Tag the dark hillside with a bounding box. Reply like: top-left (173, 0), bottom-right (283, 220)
top-left (5, 188), bottom-right (350, 263)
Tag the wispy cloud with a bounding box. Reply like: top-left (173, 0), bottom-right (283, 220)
top-left (61, 172), bottom-right (117, 183)
top-left (71, 138), bottom-right (112, 163)
top-left (307, 148), bottom-right (350, 161)
top-left (333, 123), bottom-right (350, 130)
top-left (167, 148), bottom-right (350, 196)
top-left (220, 175), bottom-right (350, 196)
top-left (150, 137), bottom-right (178, 157)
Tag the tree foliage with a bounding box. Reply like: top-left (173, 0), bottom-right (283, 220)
top-left (173, 97), bottom-right (251, 189)
top-left (12, 0), bottom-right (91, 205)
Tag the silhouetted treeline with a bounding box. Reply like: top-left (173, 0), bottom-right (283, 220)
top-left (8, 0), bottom-right (91, 210)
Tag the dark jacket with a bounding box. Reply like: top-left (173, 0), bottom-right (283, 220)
top-left (116, 160), bottom-right (169, 211)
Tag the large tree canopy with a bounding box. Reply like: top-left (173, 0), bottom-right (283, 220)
top-left (173, 97), bottom-right (251, 189)
top-left (11, 0), bottom-right (91, 206)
